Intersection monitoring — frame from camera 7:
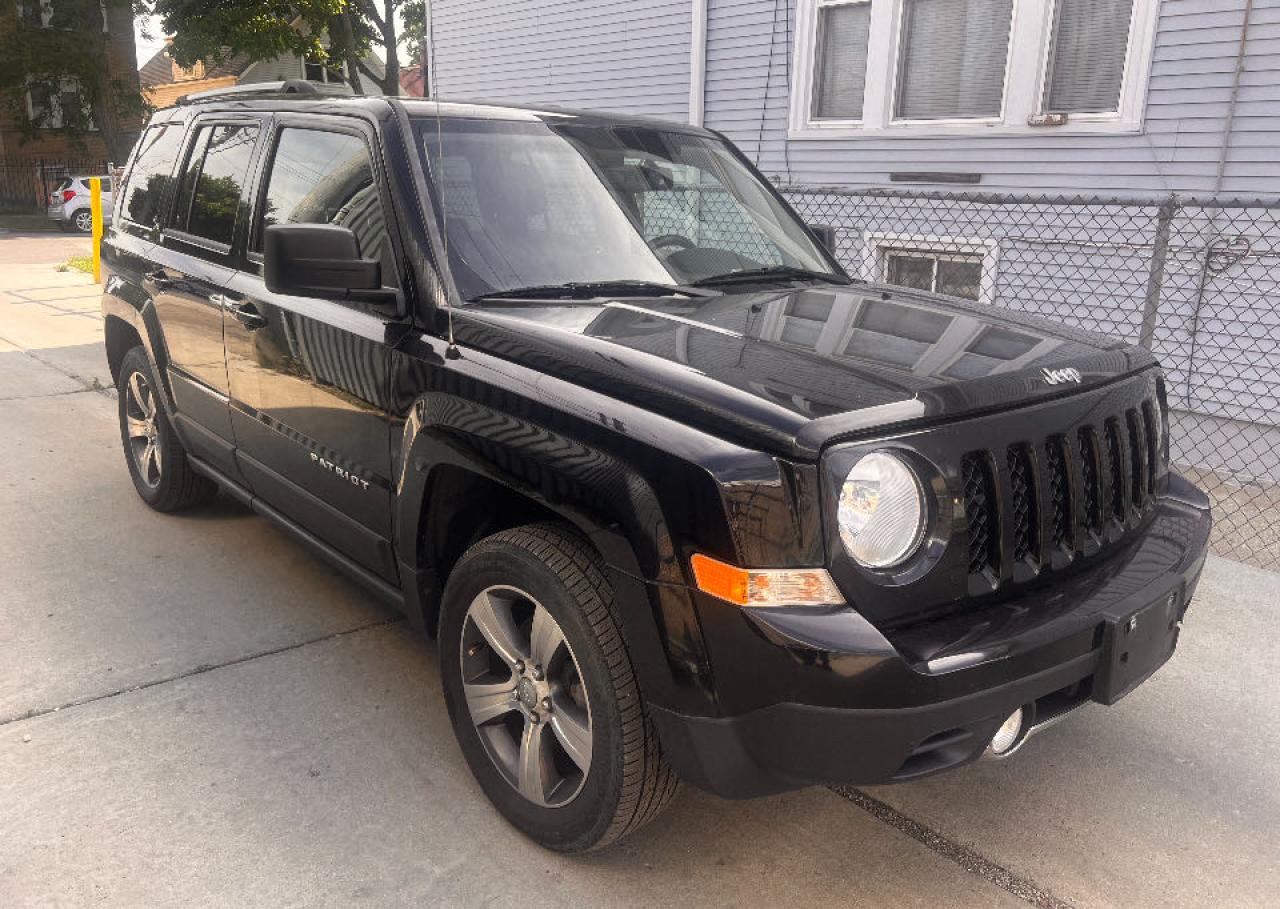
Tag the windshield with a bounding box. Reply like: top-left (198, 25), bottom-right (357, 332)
top-left (415, 116), bottom-right (838, 300)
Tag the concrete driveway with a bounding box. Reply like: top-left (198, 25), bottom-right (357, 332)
top-left (1, 233), bottom-right (1277, 907)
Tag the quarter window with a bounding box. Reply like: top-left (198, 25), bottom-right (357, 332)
top-left (257, 128), bottom-right (396, 286)
top-left (173, 124), bottom-right (259, 246)
top-left (121, 124), bottom-right (184, 226)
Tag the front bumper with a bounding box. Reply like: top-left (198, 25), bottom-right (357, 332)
top-left (652, 474), bottom-right (1211, 798)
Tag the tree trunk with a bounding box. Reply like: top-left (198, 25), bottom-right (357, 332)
top-left (380, 0), bottom-right (400, 96)
top-left (331, 12), bottom-right (365, 95)
top-left (94, 4), bottom-right (141, 165)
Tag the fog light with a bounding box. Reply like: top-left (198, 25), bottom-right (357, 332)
top-left (988, 708), bottom-right (1025, 756)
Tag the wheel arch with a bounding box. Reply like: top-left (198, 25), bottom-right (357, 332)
top-left (393, 393), bottom-right (720, 714)
top-left (102, 291), bottom-right (173, 409)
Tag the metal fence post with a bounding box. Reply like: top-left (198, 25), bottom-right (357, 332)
top-left (1140, 195), bottom-right (1177, 348)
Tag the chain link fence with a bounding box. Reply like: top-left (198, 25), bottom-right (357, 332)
top-left (782, 187), bottom-right (1279, 569)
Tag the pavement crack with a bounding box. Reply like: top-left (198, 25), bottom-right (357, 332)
top-left (0, 616), bottom-right (405, 729)
top-left (0, 331), bottom-right (114, 399)
top-left (831, 786), bottom-right (1074, 909)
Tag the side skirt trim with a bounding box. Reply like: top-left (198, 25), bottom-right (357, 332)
top-left (188, 456), bottom-right (404, 608)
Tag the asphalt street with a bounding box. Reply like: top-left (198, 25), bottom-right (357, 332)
top-left (1, 232), bottom-right (1277, 907)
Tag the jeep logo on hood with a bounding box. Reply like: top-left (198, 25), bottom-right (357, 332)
top-left (1041, 366), bottom-right (1083, 386)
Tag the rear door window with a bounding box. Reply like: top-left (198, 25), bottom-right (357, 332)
top-left (120, 124), bottom-right (185, 226)
top-left (172, 123), bottom-right (260, 247)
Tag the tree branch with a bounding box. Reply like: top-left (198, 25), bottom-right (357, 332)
top-left (352, 0), bottom-right (386, 31)
top-left (355, 58), bottom-right (381, 85)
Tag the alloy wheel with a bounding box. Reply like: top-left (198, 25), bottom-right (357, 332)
top-left (459, 586), bottom-right (594, 808)
top-left (124, 370), bottom-right (162, 488)
top-left (74, 210), bottom-right (92, 232)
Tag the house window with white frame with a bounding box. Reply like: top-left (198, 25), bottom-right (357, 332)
top-left (16, 0), bottom-right (108, 31)
top-left (860, 232), bottom-right (1000, 303)
top-left (795, 0), bottom-right (1156, 136)
top-left (884, 249), bottom-right (984, 300)
top-left (27, 76), bottom-right (94, 130)
top-left (304, 52), bottom-right (346, 84)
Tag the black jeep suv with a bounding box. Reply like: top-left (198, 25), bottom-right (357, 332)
top-left (101, 83), bottom-right (1211, 852)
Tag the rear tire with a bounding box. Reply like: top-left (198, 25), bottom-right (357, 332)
top-left (116, 346), bottom-right (216, 512)
top-left (439, 523), bottom-right (679, 852)
top-left (72, 209), bottom-right (92, 233)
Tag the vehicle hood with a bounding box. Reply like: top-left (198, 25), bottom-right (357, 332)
top-left (451, 282), bottom-right (1155, 458)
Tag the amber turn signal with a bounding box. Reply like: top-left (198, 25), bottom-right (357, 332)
top-left (690, 553), bottom-right (845, 608)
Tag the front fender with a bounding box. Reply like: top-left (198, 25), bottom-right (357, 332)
top-left (393, 391), bottom-right (720, 714)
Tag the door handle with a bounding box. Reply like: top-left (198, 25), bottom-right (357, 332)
top-left (229, 301), bottom-right (268, 331)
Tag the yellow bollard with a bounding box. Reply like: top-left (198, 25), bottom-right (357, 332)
top-left (89, 176), bottom-right (103, 283)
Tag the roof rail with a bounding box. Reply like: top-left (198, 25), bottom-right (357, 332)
top-left (176, 80), bottom-right (324, 106)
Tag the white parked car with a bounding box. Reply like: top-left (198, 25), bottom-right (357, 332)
top-left (47, 175), bottom-right (114, 233)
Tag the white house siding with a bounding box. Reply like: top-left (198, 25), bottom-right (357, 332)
top-left (430, 0), bottom-right (694, 121)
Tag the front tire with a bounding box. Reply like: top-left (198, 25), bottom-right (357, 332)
top-left (439, 523), bottom-right (678, 852)
top-left (116, 346), bottom-right (216, 512)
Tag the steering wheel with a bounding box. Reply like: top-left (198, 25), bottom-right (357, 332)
top-left (650, 234), bottom-right (696, 254)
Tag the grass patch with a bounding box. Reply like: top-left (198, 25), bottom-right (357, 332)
top-left (58, 255), bottom-right (94, 274)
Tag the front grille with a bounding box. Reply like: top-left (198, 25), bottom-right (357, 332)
top-left (1044, 437), bottom-right (1072, 550)
top-left (1006, 444), bottom-right (1039, 564)
top-left (1126, 409), bottom-right (1147, 509)
top-left (961, 386), bottom-right (1164, 591)
top-left (1141, 401), bottom-right (1158, 497)
top-left (962, 453), bottom-right (998, 577)
top-left (1078, 427), bottom-right (1102, 536)
top-left (1104, 418), bottom-right (1125, 523)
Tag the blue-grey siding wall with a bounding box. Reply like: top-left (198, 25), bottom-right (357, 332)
top-left (431, 0), bottom-right (694, 121)
top-left (707, 0), bottom-right (1280, 195)
top-left (431, 0), bottom-right (1280, 196)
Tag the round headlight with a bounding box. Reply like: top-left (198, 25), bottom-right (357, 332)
top-left (837, 451), bottom-right (926, 568)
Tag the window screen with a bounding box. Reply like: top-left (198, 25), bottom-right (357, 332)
top-left (812, 1), bottom-right (872, 120)
top-left (121, 124), bottom-right (184, 226)
top-left (895, 0), bottom-right (1014, 120)
top-left (258, 128), bottom-right (396, 286)
top-left (886, 250), bottom-right (983, 300)
top-left (173, 124), bottom-right (258, 245)
top-left (1044, 0), bottom-right (1134, 114)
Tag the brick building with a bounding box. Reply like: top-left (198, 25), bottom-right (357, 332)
top-left (0, 2), bottom-right (140, 209)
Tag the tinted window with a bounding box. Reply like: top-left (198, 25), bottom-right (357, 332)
top-left (258, 128), bottom-right (395, 285)
top-left (121, 125), bottom-right (184, 226)
top-left (173, 124), bottom-right (259, 245)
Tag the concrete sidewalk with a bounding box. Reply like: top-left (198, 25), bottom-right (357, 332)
top-left (1, 235), bottom-right (1277, 907)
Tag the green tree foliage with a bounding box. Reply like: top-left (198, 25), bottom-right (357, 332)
top-left (155, 0), bottom-right (413, 97)
top-left (0, 0), bottom-right (149, 162)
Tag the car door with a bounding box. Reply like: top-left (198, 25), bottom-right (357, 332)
top-left (150, 117), bottom-right (264, 480)
top-left (222, 117), bottom-right (403, 582)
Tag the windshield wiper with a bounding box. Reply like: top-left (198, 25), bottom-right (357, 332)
top-left (690, 266), bottom-right (850, 288)
top-left (467, 280), bottom-right (713, 302)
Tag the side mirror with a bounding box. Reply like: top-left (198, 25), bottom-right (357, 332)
top-left (264, 223), bottom-right (381, 299)
top-left (807, 223), bottom-right (837, 254)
